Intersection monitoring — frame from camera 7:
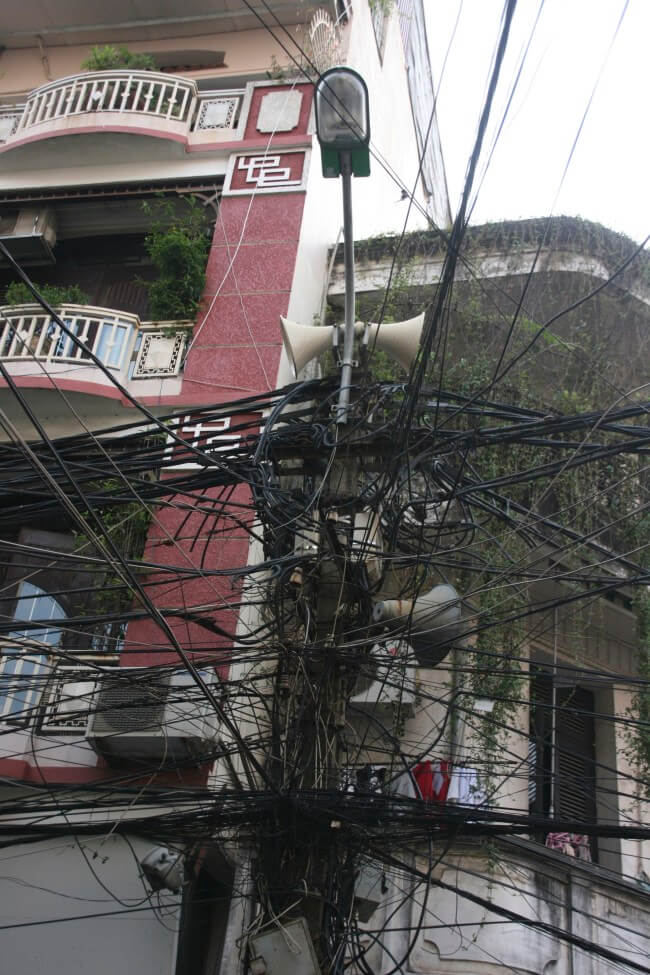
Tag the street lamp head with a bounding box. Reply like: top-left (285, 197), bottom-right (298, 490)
top-left (315, 67), bottom-right (370, 149)
top-left (315, 67), bottom-right (371, 178)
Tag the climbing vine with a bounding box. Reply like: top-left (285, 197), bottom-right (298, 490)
top-left (335, 218), bottom-right (650, 798)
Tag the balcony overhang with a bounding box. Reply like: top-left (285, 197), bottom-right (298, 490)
top-left (0, 72), bottom-right (247, 170)
top-left (0, 1), bottom-right (326, 48)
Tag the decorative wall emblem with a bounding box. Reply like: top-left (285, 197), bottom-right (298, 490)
top-left (163, 415), bottom-right (241, 470)
top-left (133, 331), bottom-right (186, 378)
top-left (196, 97), bottom-right (240, 131)
top-left (256, 90), bottom-right (303, 133)
top-left (224, 149), bottom-right (309, 195)
top-left (237, 154), bottom-right (301, 188)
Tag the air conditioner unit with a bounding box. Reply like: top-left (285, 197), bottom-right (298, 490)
top-left (349, 641), bottom-right (415, 718)
top-left (86, 668), bottom-right (219, 766)
top-left (0, 207), bottom-right (57, 265)
top-left (41, 666), bottom-right (98, 734)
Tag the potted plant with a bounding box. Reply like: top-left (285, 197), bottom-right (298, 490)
top-left (81, 46), bottom-right (157, 112)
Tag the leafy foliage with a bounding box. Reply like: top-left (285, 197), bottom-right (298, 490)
top-left (74, 480), bottom-right (153, 653)
top-left (81, 45), bottom-right (156, 72)
top-left (142, 197), bottom-right (210, 322)
top-left (3, 281), bottom-right (90, 307)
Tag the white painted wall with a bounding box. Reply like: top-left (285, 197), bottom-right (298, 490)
top-left (0, 833), bottom-right (180, 974)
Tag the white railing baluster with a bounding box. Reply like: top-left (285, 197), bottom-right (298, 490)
top-left (142, 79), bottom-right (154, 113)
top-left (23, 318), bottom-right (37, 355)
top-left (67, 316), bottom-right (81, 359)
top-left (119, 77), bottom-right (132, 111)
top-left (44, 321), bottom-right (61, 361)
top-left (34, 92), bottom-right (48, 125)
top-left (52, 86), bottom-right (66, 119)
top-left (73, 81), bottom-right (86, 115)
top-left (7, 316), bottom-right (25, 357)
top-left (108, 77), bottom-right (120, 111)
top-left (132, 79), bottom-right (144, 113)
top-left (33, 316), bottom-right (49, 357)
top-left (154, 82), bottom-right (165, 115)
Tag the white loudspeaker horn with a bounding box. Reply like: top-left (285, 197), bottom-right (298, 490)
top-left (366, 312), bottom-right (425, 372)
top-left (281, 318), bottom-right (337, 377)
top-left (372, 582), bottom-right (462, 667)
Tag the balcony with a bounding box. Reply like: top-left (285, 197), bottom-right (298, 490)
top-left (0, 71), bottom-right (246, 152)
top-left (0, 302), bottom-right (191, 390)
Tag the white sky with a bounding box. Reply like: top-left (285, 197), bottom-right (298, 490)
top-left (425, 0), bottom-right (649, 243)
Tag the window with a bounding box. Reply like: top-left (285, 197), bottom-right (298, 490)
top-left (0, 581), bottom-right (66, 722)
top-left (0, 527), bottom-right (125, 728)
top-left (529, 671), bottom-right (598, 861)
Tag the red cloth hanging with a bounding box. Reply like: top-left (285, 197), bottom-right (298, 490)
top-left (413, 760), bottom-right (451, 801)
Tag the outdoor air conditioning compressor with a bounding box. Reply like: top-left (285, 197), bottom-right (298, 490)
top-left (0, 207), bottom-right (57, 264)
top-left (349, 640), bottom-right (416, 719)
top-left (86, 668), bottom-right (219, 766)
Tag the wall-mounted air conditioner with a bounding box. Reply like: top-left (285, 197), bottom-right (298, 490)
top-left (0, 207), bottom-right (57, 265)
top-left (349, 641), bottom-right (415, 718)
top-left (86, 668), bottom-right (219, 766)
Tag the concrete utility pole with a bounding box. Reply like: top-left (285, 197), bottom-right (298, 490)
top-left (251, 71), bottom-right (463, 970)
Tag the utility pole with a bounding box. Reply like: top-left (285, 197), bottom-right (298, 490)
top-left (249, 70), bottom-right (464, 974)
top-left (251, 69), bottom-right (373, 974)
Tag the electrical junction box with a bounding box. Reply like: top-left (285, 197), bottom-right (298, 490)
top-left (249, 917), bottom-right (319, 975)
top-left (354, 862), bottom-right (385, 921)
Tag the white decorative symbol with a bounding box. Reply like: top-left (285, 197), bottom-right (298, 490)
top-left (164, 416), bottom-right (241, 470)
top-left (237, 154), bottom-right (302, 188)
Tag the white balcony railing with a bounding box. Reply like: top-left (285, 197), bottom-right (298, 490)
top-left (0, 303), bottom-right (191, 380)
top-left (16, 70), bottom-right (197, 132)
top-left (0, 73), bottom-right (246, 145)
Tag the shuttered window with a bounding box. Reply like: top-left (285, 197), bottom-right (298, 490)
top-left (529, 672), bottom-right (598, 860)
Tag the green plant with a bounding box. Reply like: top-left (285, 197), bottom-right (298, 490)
top-left (369, 0), bottom-right (394, 15)
top-left (81, 45), bottom-right (156, 72)
top-left (267, 55), bottom-right (288, 81)
top-left (73, 479), bottom-right (154, 652)
top-left (142, 196), bottom-right (210, 322)
top-left (3, 281), bottom-right (90, 307)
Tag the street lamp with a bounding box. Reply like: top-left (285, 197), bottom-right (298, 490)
top-left (314, 68), bottom-right (370, 423)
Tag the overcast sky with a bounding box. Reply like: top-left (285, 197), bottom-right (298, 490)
top-left (425, 0), bottom-right (648, 244)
